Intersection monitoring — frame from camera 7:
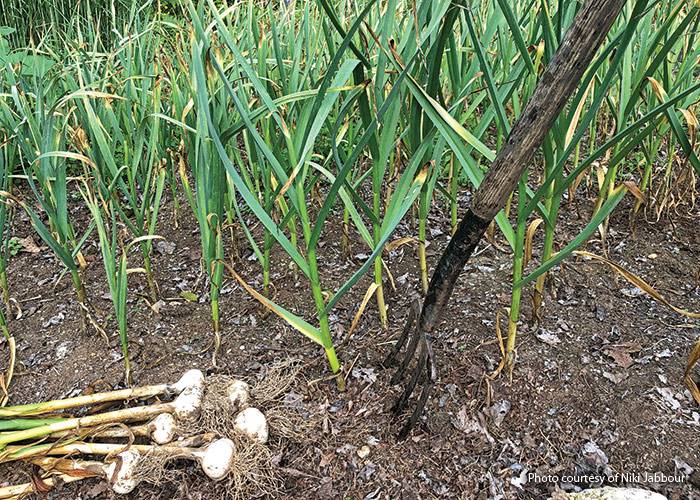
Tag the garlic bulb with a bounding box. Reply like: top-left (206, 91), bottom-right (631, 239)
top-left (170, 369), bottom-right (205, 394)
top-left (148, 413), bottom-right (177, 444)
top-left (226, 380), bottom-right (250, 411)
top-left (107, 449), bottom-right (141, 494)
top-left (234, 407), bottom-right (268, 444)
top-left (196, 438), bottom-right (235, 481)
top-left (173, 382), bottom-right (204, 423)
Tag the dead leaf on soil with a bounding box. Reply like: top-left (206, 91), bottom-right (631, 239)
top-left (604, 350), bottom-right (634, 369)
top-left (496, 293), bottom-right (510, 306)
top-left (536, 329), bottom-right (561, 346)
top-left (655, 387), bottom-right (682, 410)
top-left (451, 407), bottom-right (495, 447)
top-left (487, 399), bottom-right (511, 427)
top-left (318, 453), bottom-right (334, 468)
top-left (603, 342), bottom-right (642, 369)
top-left (149, 299), bottom-right (167, 314)
top-left (603, 371), bottom-right (628, 384)
top-left (582, 440), bottom-right (609, 469)
top-left (16, 236), bottom-right (45, 254)
top-left (351, 367), bottom-right (376, 384)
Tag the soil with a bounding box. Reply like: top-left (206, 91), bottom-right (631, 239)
top-left (0, 183), bottom-right (699, 500)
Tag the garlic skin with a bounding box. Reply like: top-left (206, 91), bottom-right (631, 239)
top-left (198, 438), bottom-right (235, 481)
top-left (108, 449), bottom-right (141, 494)
top-left (234, 407), bottom-right (268, 444)
top-left (226, 380), bottom-right (250, 411)
top-left (148, 413), bottom-right (177, 444)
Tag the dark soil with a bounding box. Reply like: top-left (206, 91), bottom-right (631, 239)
top-left (0, 185), bottom-right (699, 500)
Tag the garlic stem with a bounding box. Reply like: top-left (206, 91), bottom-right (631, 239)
top-left (1, 385), bottom-right (204, 453)
top-left (0, 370), bottom-right (203, 418)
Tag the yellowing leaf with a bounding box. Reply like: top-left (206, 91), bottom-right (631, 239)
top-left (622, 181), bottom-right (646, 203)
top-left (523, 218), bottom-right (544, 270)
top-left (384, 237), bottom-right (416, 252)
top-left (678, 108), bottom-right (697, 147)
top-left (647, 77), bottom-right (668, 101)
top-left (338, 282), bottom-right (380, 350)
top-left (414, 162), bottom-right (432, 185)
top-left (686, 335), bottom-right (700, 405)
